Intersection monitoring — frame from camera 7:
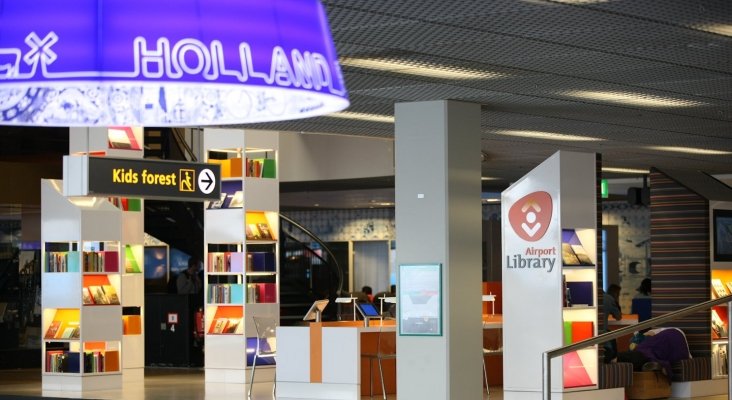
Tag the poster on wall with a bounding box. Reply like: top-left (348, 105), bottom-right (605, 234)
top-left (398, 263), bottom-right (442, 336)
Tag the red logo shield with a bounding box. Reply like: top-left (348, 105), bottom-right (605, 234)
top-left (508, 191), bottom-right (553, 242)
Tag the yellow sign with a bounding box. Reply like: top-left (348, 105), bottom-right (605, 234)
top-left (179, 169), bottom-right (195, 192)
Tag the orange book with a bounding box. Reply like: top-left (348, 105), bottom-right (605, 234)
top-left (123, 315), bottom-right (142, 335)
top-left (104, 350), bottom-right (120, 372)
top-left (571, 321), bottom-right (593, 343)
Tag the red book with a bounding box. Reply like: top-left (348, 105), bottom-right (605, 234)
top-left (563, 351), bottom-right (593, 388)
top-left (571, 321), bottom-right (593, 343)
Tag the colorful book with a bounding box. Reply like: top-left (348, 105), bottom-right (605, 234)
top-left (103, 285), bottom-right (120, 305)
top-left (246, 224), bottom-right (262, 240)
top-left (257, 223), bottom-right (273, 240)
top-left (212, 318), bottom-right (227, 334)
top-left (571, 244), bottom-right (593, 265)
top-left (229, 191), bottom-right (244, 208)
top-left (90, 286), bottom-right (110, 305)
top-left (223, 318), bottom-right (241, 334)
top-left (82, 287), bottom-right (94, 305)
top-left (561, 243), bottom-right (580, 266)
top-left (45, 321), bottom-right (61, 339)
top-left (61, 327), bottom-right (76, 339)
top-left (712, 279), bottom-right (729, 298)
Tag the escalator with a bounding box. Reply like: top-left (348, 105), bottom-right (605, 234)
top-left (278, 214), bottom-right (345, 325)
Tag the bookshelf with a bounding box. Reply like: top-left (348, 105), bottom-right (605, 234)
top-left (41, 179), bottom-right (124, 391)
top-left (710, 201), bottom-right (732, 379)
top-left (69, 126), bottom-right (146, 381)
top-left (203, 129), bottom-right (280, 385)
top-left (502, 151), bottom-right (605, 398)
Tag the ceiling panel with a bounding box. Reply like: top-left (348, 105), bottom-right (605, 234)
top-left (257, 0), bottom-right (731, 208)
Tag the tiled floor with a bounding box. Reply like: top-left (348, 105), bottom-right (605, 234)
top-left (0, 369), bottom-right (727, 399)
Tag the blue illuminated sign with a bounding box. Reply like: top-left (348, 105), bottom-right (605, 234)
top-left (0, 0), bottom-right (349, 126)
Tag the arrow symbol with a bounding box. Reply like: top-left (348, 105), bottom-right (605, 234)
top-left (201, 171), bottom-right (213, 191)
top-left (197, 168), bottom-right (216, 195)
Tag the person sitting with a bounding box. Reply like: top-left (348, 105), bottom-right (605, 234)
top-left (616, 327), bottom-right (692, 379)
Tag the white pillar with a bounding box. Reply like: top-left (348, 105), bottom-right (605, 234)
top-left (395, 100), bottom-right (483, 399)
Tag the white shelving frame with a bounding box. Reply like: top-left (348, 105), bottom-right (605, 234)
top-left (502, 151), bottom-right (609, 399)
top-left (41, 179), bottom-right (124, 391)
top-left (202, 128), bottom-right (280, 385)
top-left (69, 126), bottom-right (146, 382)
top-left (709, 200), bottom-right (732, 379)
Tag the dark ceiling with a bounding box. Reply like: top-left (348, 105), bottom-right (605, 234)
top-left (247, 0), bottom-right (731, 192)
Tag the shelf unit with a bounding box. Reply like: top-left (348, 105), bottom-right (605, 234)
top-left (710, 200), bottom-right (732, 379)
top-left (203, 128), bottom-right (279, 385)
top-left (69, 126), bottom-right (146, 381)
top-left (502, 151), bottom-right (603, 398)
top-left (41, 179), bottom-right (124, 391)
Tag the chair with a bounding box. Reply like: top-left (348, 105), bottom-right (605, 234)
top-left (482, 321), bottom-right (502, 397)
top-left (361, 327), bottom-right (397, 399)
top-left (248, 316), bottom-right (277, 398)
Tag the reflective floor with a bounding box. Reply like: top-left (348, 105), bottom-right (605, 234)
top-left (0, 368), bottom-right (726, 399)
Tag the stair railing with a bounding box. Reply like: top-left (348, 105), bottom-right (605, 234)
top-left (542, 294), bottom-right (732, 399)
top-left (279, 213), bottom-right (344, 297)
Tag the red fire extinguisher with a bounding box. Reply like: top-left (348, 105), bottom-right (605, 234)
top-left (194, 307), bottom-right (205, 339)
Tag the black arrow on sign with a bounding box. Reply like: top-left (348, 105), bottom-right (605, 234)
top-left (201, 171), bottom-right (214, 191)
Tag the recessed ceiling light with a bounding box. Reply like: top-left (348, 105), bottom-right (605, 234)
top-left (340, 57), bottom-right (506, 80)
top-left (648, 146), bottom-right (731, 155)
top-left (602, 167), bottom-right (650, 174)
top-left (328, 111), bottom-right (395, 123)
top-left (484, 198), bottom-right (501, 203)
top-left (494, 129), bottom-right (604, 141)
top-left (481, 176), bottom-right (499, 181)
top-left (564, 90), bottom-right (704, 108)
top-left (694, 23), bottom-right (732, 37)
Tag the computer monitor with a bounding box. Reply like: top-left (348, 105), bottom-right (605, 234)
top-left (303, 299), bottom-right (329, 322)
top-left (356, 302), bottom-right (381, 319)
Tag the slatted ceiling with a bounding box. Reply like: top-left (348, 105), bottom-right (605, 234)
top-left (247, 0), bottom-right (732, 202)
top-left (587, 0), bottom-right (731, 26)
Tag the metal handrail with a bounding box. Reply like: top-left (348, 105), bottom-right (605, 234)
top-left (542, 294), bottom-right (732, 400)
top-left (279, 213), bottom-right (344, 295)
top-left (171, 127), bottom-right (197, 162)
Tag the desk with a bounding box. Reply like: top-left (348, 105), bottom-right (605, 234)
top-left (277, 321), bottom-right (396, 400)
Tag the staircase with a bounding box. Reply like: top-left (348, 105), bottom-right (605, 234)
top-left (279, 214), bottom-right (345, 325)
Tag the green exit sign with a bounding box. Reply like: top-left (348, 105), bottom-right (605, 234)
top-left (601, 179), bottom-right (609, 198)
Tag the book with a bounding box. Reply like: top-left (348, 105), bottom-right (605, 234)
top-left (246, 224), bottom-right (261, 240)
top-left (566, 281), bottom-right (593, 306)
top-left (223, 318), bottom-right (241, 334)
top-left (561, 243), bottom-right (581, 266)
top-left (571, 321), bottom-right (594, 343)
top-left (45, 321), bottom-right (61, 339)
top-left (103, 285), bottom-right (120, 304)
top-left (61, 327), bottom-right (76, 339)
top-left (257, 223), bottom-right (273, 240)
top-left (712, 279), bottom-right (729, 298)
top-left (209, 193), bottom-right (227, 209)
top-left (82, 287), bottom-right (94, 305)
top-left (90, 285), bottom-right (110, 305)
top-left (571, 244), bottom-right (593, 265)
top-left (229, 191), bottom-right (244, 208)
top-left (212, 318), bottom-right (227, 334)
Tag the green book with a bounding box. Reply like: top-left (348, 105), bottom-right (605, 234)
top-left (261, 158), bottom-right (276, 179)
top-left (563, 321), bottom-right (572, 345)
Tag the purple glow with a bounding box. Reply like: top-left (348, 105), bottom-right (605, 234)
top-left (0, 0), bottom-right (349, 126)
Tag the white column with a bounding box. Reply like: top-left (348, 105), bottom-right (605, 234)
top-left (395, 100), bottom-right (483, 399)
